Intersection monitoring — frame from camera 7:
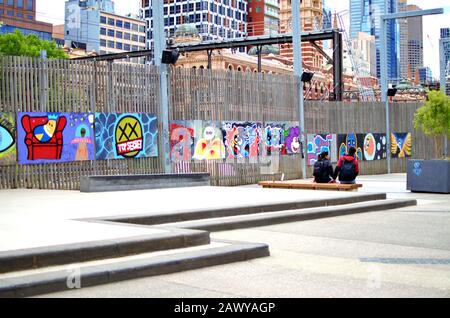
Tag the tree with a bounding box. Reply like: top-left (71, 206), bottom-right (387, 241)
top-left (414, 90), bottom-right (450, 159)
top-left (0, 30), bottom-right (67, 59)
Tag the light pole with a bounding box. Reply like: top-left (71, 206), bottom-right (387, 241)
top-left (380, 8), bottom-right (443, 173)
top-left (291, 0), bottom-right (307, 179)
top-left (154, 1), bottom-right (171, 174)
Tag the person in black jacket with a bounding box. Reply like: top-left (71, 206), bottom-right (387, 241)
top-left (313, 151), bottom-right (334, 183)
top-left (333, 146), bottom-right (359, 184)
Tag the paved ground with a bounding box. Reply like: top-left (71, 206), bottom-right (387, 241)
top-left (25, 174), bottom-right (450, 298)
top-left (0, 184), bottom-right (362, 252)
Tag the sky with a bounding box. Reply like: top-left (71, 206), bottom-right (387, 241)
top-left (36, 0), bottom-right (450, 79)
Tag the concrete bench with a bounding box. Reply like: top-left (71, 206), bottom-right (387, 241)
top-left (80, 173), bottom-right (211, 193)
top-left (258, 180), bottom-right (363, 191)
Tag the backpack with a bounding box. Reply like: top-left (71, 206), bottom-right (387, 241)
top-left (339, 159), bottom-right (355, 181)
top-left (313, 161), bottom-right (328, 181)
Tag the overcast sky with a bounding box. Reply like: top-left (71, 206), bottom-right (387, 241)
top-left (36, 0), bottom-right (450, 79)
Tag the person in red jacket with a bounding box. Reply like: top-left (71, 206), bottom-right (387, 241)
top-left (333, 146), bottom-right (359, 184)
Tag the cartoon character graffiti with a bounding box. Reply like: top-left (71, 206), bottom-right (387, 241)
top-left (193, 125), bottom-right (225, 160)
top-left (363, 133), bottom-right (376, 161)
top-left (285, 126), bottom-right (301, 155)
top-left (339, 133), bottom-right (363, 160)
top-left (33, 113), bottom-right (58, 143)
top-left (390, 132), bottom-right (412, 158)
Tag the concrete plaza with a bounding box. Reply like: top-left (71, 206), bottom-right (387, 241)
top-left (0, 174), bottom-right (449, 297)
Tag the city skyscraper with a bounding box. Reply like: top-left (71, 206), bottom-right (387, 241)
top-left (441, 28), bottom-right (450, 95)
top-left (140, 0), bottom-right (248, 52)
top-left (64, 0), bottom-right (146, 57)
top-left (349, 0), bottom-right (399, 80)
top-left (398, 2), bottom-right (423, 81)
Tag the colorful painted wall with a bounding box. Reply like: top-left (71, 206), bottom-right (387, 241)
top-left (17, 112), bottom-right (95, 164)
top-left (0, 112), bottom-right (17, 165)
top-left (95, 113), bottom-right (158, 160)
top-left (337, 133), bottom-right (388, 162)
top-left (390, 132), bottom-right (412, 158)
top-left (1, 112), bottom-right (413, 166)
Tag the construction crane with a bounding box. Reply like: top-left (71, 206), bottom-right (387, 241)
top-left (336, 11), bottom-right (377, 102)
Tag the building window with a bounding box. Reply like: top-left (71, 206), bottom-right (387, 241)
top-left (0, 9), bottom-right (3, 15)
top-left (132, 34), bottom-right (138, 42)
top-left (27, 15), bottom-right (32, 19)
top-left (124, 32), bottom-right (130, 40)
top-left (116, 42), bottom-right (123, 50)
top-left (116, 20), bottom-right (123, 28)
top-left (139, 36), bottom-right (145, 43)
top-left (124, 44), bottom-right (131, 51)
top-left (108, 29), bottom-right (114, 37)
top-left (107, 41), bottom-right (114, 48)
top-left (139, 25), bottom-right (145, 33)
top-left (26, 0), bottom-right (33, 10)
top-left (108, 18), bottom-right (115, 26)
top-left (124, 22), bottom-right (131, 29)
top-left (7, 0), bottom-right (13, 6)
top-left (116, 31), bottom-right (123, 39)
top-left (16, 12), bottom-right (23, 17)
top-left (100, 39), bottom-right (106, 47)
top-left (100, 27), bottom-right (106, 36)
top-left (7, 10), bottom-right (13, 16)
top-left (17, 0), bottom-right (23, 8)
top-left (100, 16), bottom-right (106, 24)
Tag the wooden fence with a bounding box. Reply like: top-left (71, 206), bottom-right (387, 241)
top-left (0, 57), bottom-right (430, 189)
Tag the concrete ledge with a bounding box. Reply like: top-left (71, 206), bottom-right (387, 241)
top-left (98, 193), bottom-right (387, 225)
top-left (0, 242), bottom-right (269, 298)
top-left (80, 173), bottom-right (211, 193)
top-left (171, 199), bottom-right (418, 232)
top-left (0, 230), bottom-right (209, 274)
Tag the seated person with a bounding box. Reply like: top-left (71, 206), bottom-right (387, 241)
top-left (333, 146), bottom-right (359, 184)
top-left (313, 151), bottom-right (334, 183)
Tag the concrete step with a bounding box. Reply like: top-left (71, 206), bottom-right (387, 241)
top-left (0, 229), bottom-right (209, 274)
top-left (164, 199), bottom-right (417, 232)
top-left (0, 241), bottom-right (269, 298)
top-left (95, 193), bottom-right (387, 226)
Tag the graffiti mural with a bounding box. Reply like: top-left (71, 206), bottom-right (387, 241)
top-left (17, 112), bottom-right (95, 164)
top-left (307, 134), bottom-right (337, 165)
top-left (170, 120), bottom-right (197, 162)
top-left (284, 123), bottom-right (301, 155)
top-left (264, 122), bottom-right (286, 156)
top-left (390, 132), bottom-right (412, 158)
top-left (363, 133), bottom-right (387, 161)
top-left (222, 122), bottom-right (262, 159)
top-left (95, 113), bottom-right (158, 160)
top-left (0, 112), bottom-right (17, 165)
top-left (193, 121), bottom-right (225, 160)
top-left (337, 133), bottom-right (363, 161)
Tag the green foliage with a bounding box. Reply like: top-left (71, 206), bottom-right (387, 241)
top-left (414, 90), bottom-right (450, 158)
top-left (0, 30), bottom-right (67, 59)
top-left (414, 90), bottom-right (450, 138)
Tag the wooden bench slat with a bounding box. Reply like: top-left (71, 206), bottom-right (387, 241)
top-left (258, 180), bottom-right (362, 191)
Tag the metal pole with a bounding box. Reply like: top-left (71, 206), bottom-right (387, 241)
top-left (39, 50), bottom-right (47, 112)
top-left (380, 19), bottom-right (391, 173)
top-left (439, 39), bottom-right (448, 157)
top-left (154, 1), bottom-right (171, 174)
top-left (257, 46), bottom-right (262, 73)
top-left (292, 0), bottom-right (307, 179)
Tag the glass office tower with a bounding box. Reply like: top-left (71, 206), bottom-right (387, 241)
top-left (350, 0), bottom-right (399, 80)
